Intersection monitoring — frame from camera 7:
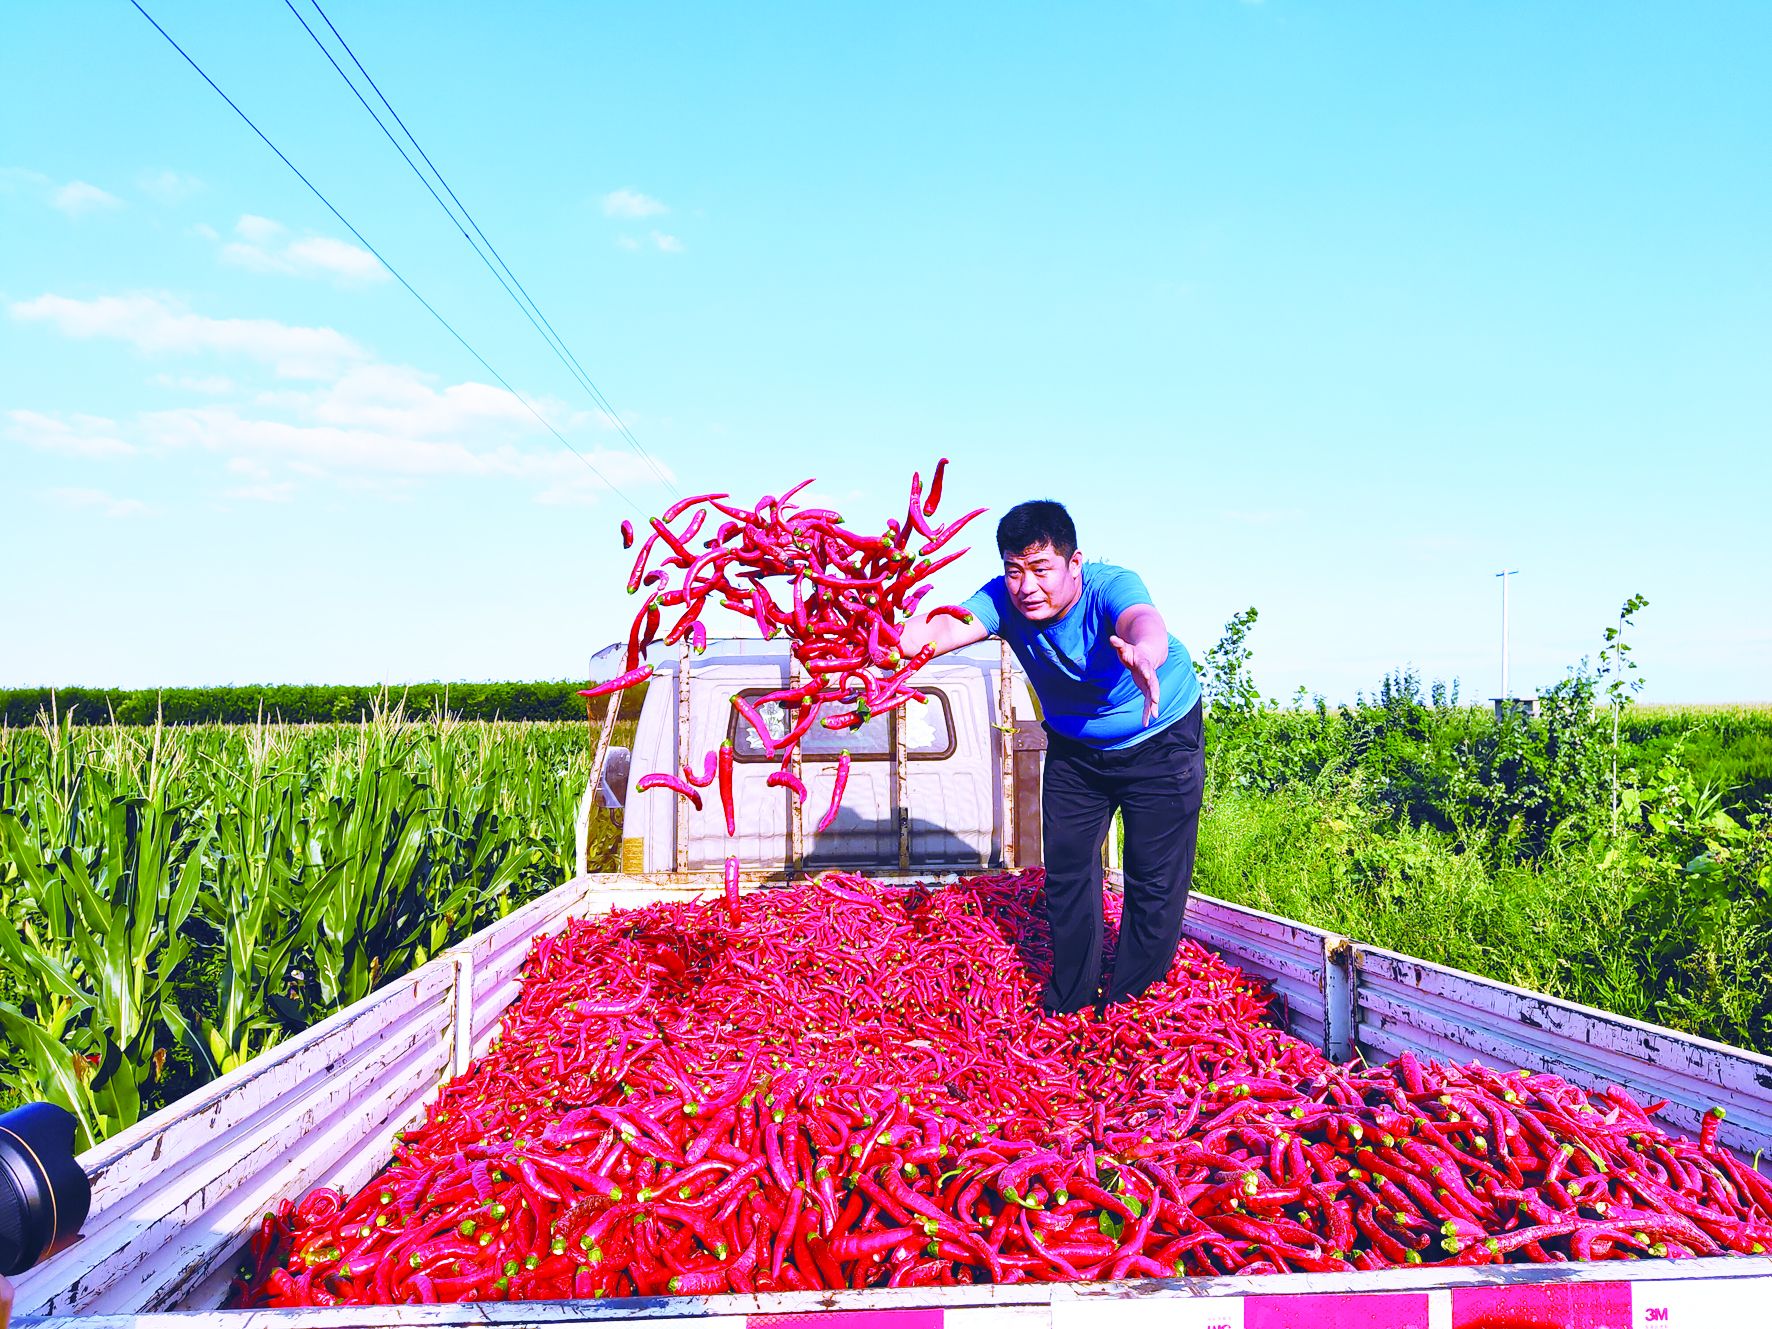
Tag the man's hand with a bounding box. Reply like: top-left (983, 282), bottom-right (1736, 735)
top-left (1109, 634), bottom-right (1161, 726)
top-left (1110, 604), bottom-right (1170, 727)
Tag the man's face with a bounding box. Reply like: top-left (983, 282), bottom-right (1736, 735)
top-left (1003, 542), bottom-right (1084, 622)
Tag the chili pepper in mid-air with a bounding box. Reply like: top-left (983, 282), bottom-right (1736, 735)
top-left (634, 773), bottom-right (704, 811)
top-left (766, 770), bottom-right (808, 801)
top-left (576, 666), bottom-right (654, 701)
top-left (815, 752), bottom-right (851, 834)
top-left (718, 742), bottom-right (736, 836)
top-left (593, 464), bottom-right (982, 863)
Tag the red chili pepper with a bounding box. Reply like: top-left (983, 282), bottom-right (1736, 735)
top-left (766, 770), bottom-right (808, 801)
top-left (922, 457), bottom-right (947, 517)
top-left (926, 605), bottom-right (975, 625)
top-left (730, 696), bottom-right (777, 756)
top-left (1700, 1106), bottom-right (1726, 1156)
top-left (718, 742), bottom-right (736, 835)
top-left (635, 773), bottom-right (704, 810)
top-left (815, 752), bottom-right (850, 833)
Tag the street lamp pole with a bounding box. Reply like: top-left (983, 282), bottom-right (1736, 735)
top-left (1496, 569), bottom-right (1519, 703)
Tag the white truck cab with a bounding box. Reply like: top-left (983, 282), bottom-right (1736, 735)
top-left (578, 639), bottom-right (1048, 877)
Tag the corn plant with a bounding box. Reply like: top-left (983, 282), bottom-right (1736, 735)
top-left (0, 709), bottom-right (592, 1146)
top-left (0, 711), bottom-right (208, 1147)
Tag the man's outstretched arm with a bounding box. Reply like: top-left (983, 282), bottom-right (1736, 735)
top-left (898, 607), bottom-right (991, 660)
top-left (1110, 604), bottom-right (1169, 725)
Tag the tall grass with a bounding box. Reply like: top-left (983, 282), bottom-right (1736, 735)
top-left (1192, 684), bottom-right (1772, 1056)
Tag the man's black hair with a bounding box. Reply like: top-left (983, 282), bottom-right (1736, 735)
top-left (996, 500), bottom-right (1078, 561)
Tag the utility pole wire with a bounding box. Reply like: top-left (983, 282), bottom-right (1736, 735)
top-left (293, 0), bottom-right (680, 498)
top-left (128, 0), bottom-right (650, 517)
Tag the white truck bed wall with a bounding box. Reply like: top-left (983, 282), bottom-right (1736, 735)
top-left (14, 874), bottom-right (1772, 1324)
top-left (1171, 883), bottom-right (1772, 1157)
top-left (23, 1259), bottom-right (1772, 1328)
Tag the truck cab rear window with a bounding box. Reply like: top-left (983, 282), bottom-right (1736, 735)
top-left (728, 689), bottom-right (956, 761)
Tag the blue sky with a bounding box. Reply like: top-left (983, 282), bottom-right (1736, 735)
top-left (4, 2), bottom-right (1767, 703)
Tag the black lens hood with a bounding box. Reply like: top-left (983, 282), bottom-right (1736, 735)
top-left (0, 1103), bottom-right (91, 1276)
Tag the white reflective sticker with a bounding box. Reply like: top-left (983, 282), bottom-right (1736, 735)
top-left (1051, 1294), bottom-right (1243, 1329)
top-left (1631, 1276), bottom-right (1772, 1328)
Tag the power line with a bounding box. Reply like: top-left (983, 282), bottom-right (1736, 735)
top-left (289, 0), bottom-right (680, 498)
top-left (127, 0), bottom-right (649, 517)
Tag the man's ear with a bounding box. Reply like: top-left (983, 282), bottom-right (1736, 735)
top-left (1068, 549), bottom-right (1084, 574)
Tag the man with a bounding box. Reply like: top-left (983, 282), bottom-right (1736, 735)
top-left (898, 500), bottom-right (1204, 1014)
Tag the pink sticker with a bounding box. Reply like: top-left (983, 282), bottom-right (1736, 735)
top-left (1246, 1291), bottom-right (1433, 1329)
top-left (1451, 1280), bottom-right (1634, 1329)
top-left (751, 1312), bottom-right (943, 1329)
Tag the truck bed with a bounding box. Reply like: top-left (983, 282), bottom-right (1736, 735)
top-left (15, 870), bottom-right (1772, 1326)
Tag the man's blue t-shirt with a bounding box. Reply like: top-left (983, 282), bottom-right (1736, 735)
top-left (962, 563), bottom-right (1199, 750)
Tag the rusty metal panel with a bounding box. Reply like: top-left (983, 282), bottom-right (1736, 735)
top-left (789, 659), bottom-right (806, 871)
top-left (895, 698), bottom-right (911, 871)
top-left (673, 642), bottom-right (692, 872)
top-left (997, 641), bottom-right (1017, 870)
top-left (1354, 945), bottom-right (1772, 1156)
top-left (1012, 719), bottom-right (1044, 867)
top-left (576, 679), bottom-right (626, 876)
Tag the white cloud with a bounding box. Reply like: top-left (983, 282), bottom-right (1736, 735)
top-left (143, 404), bottom-right (494, 477)
top-left (5, 409), bottom-right (136, 458)
top-left (219, 481), bottom-right (297, 503)
top-left (652, 231), bottom-right (684, 254)
top-left (151, 373), bottom-right (236, 394)
top-left (284, 235), bottom-right (385, 282)
top-left (13, 294), bottom-right (668, 506)
top-left (140, 170), bottom-right (203, 204)
top-left (0, 167), bottom-right (49, 195)
top-left (134, 364), bottom-right (664, 502)
top-left (212, 214), bottom-right (386, 284)
top-left (603, 188), bottom-right (669, 219)
top-left (308, 364), bottom-right (536, 438)
top-left (235, 214), bottom-right (284, 244)
top-left (48, 487), bottom-right (151, 518)
top-left (219, 241), bottom-right (290, 274)
top-left (191, 222), bottom-right (220, 241)
top-left (50, 181), bottom-right (123, 217)
top-left (9, 292), bottom-right (368, 378)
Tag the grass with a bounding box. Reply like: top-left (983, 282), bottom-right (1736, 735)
top-left (1194, 782), bottom-right (1653, 1018)
top-left (1620, 705), bottom-right (1772, 808)
top-left (1192, 767), bottom-right (1771, 1054)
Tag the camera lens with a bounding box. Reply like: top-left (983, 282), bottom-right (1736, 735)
top-left (0, 1103), bottom-right (91, 1275)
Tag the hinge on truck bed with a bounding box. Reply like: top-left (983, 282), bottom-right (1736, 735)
top-left (1323, 935), bottom-right (1356, 1063)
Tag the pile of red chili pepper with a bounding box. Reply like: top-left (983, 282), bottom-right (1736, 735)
top-left (234, 871), bottom-right (1772, 1306)
top-left (581, 463), bottom-right (983, 849)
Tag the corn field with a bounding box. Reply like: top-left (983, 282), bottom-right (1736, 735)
top-left (0, 706), bottom-right (616, 1149)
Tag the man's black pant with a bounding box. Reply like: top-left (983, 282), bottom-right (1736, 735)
top-left (1039, 700), bottom-right (1205, 1013)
